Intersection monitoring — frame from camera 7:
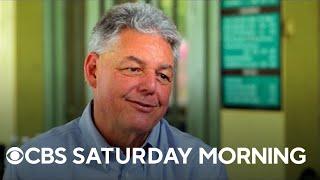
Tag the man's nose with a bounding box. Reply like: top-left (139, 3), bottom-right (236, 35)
top-left (137, 72), bottom-right (157, 95)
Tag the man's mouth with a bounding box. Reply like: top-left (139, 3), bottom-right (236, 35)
top-left (125, 98), bottom-right (158, 113)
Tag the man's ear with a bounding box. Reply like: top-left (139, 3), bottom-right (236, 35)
top-left (84, 52), bottom-right (99, 88)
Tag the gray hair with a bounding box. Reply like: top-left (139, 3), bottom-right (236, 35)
top-left (88, 2), bottom-right (181, 61)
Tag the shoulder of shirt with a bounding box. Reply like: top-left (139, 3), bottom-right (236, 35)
top-left (160, 119), bottom-right (212, 150)
top-left (20, 117), bottom-right (81, 149)
top-left (161, 119), bottom-right (227, 178)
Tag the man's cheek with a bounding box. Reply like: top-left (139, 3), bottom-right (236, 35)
top-left (115, 75), bottom-right (139, 89)
top-left (160, 88), bottom-right (171, 102)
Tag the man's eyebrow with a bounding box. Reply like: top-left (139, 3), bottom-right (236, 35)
top-left (158, 64), bottom-right (173, 71)
top-left (121, 56), bottom-right (173, 71)
top-left (122, 56), bottom-right (145, 66)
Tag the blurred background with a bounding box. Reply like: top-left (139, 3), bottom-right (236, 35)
top-left (0, 0), bottom-right (319, 179)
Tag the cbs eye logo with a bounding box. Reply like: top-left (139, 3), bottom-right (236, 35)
top-left (6, 147), bottom-right (24, 165)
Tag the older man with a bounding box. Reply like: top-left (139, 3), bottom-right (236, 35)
top-left (4, 3), bottom-right (227, 180)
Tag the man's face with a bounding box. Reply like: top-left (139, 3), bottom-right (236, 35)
top-left (92, 28), bottom-right (174, 133)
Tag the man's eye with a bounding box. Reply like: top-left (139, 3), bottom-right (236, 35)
top-left (158, 73), bottom-right (171, 83)
top-left (120, 67), bottom-right (143, 76)
top-left (127, 67), bottom-right (141, 72)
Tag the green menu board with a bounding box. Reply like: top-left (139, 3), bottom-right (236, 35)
top-left (222, 13), bottom-right (280, 69)
top-left (222, 0), bottom-right (279, 9)
top-left (223, 75), bottom-right (280, 108)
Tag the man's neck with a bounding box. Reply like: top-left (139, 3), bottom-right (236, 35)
top-left (99, 124), bottom-right (149, 150)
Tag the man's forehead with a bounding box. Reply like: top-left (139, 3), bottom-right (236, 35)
top-left (99, 28), bottom-right (174, 67)
top-left (119, 29), bottom-right (173, 54)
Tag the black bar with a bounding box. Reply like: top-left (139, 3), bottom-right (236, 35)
top-left (222, 69), bottom-right (280, 75)
top-left (222, 6), bottom-right (280, 16)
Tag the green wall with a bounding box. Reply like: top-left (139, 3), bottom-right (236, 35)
top-left (221, 110), bottom-right (286, 179)
top-left (16, 0), bottom-right (44, 138)
top-left (282, 0), bottom-right (320, 179)
top-left (0, 0), bottom-right (45, 145)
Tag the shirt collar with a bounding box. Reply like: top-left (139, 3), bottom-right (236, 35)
top-left (79, 101), bottom-right (110, 149)
top-left (79, 101), bottom-right (161, 149)
top-left (143, 120), bottom-right (160, 148)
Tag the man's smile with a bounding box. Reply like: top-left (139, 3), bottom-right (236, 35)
top-left (125, 98), bottom-right (158, 113)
